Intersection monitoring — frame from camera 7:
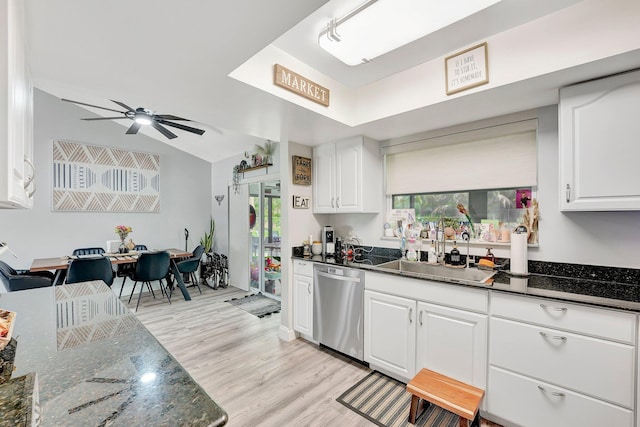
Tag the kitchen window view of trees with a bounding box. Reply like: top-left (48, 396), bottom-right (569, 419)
top-left (392, 187), bottom-right (531, 228)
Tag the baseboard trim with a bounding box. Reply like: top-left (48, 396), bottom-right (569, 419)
top-left (278, 325), bottom-right (297, 342)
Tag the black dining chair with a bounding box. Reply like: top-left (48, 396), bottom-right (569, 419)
top-left (174, 245), bottom-right (205, 295)
top-left (72, 247), bottom-right (106, 256)
top-left (117, 244), bottom-right (148, 298)
top-left (129, 251), bottom-right (171, 311)
top-left (0, 260), bottom-right (54, 291)
top-left (66, 257), bottom-right (115, 287)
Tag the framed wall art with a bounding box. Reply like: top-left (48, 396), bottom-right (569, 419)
top-left (292, 155), bottom-right (312, 186)
top-left (52, 140), bottom-right (160, 212)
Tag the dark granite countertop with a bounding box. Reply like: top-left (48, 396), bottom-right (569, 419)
top-left (0, 281), bottom-right (228, 426)
top-left (294, 254), bottom-right (640, 312)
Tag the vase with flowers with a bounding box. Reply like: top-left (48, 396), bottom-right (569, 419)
top-left (115, 225), bottom-right (132, 253)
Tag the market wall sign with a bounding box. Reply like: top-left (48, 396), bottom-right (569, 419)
top-left (274, 64), bottom-right (330, 107)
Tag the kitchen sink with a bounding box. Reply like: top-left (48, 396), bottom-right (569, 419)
top-left (375, 259), bottom-right (496, 284)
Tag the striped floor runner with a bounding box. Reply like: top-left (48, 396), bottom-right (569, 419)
top-left (337, 371), bottom-right (458, 427)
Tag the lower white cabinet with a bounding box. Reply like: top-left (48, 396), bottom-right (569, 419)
top-left (292, 260), bottom-right (313, 338)
top-left (364, 290), bottom-right (416, 381)
top-left (416, 302), bottom-right (487, 389)
top-left (487, 366), bottom-right (633, 427)
top-left (364, 287), bottom-right (487, 387)
top-left (487, 291), bottom-right (636, 426)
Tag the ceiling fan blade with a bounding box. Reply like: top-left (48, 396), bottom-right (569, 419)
top-left (126, 122), bottom-right (142, 135)
top-left (81, 116), bottom-right (130, 121)
top-left (157, 119), bottom-right (206, 135)
top-left (152, 122), bottom-right (177, 139)
top-left (110, 100), bottom-right (134, 111)
top-left (61, 98), bottom-right (125, 114)
top-left (155, 114), bottom-right (189, 121)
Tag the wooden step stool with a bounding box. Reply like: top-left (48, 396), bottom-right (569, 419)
top-left (406, 368), bottom-right (484, 427)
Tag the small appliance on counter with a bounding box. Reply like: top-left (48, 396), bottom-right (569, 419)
top-left (322, 226), bottom-right (335, 255)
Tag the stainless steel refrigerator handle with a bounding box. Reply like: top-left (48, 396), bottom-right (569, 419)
top-left (315, 271), bottom-right (361, 283)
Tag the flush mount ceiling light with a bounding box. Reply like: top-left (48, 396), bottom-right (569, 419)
top-left (318, 0), bottom-right (502, 66)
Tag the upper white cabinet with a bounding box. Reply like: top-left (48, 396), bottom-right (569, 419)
top-left (313, 136), bottom-right (381, 213)
top-left (0, 0), bottom-right (34, 209)
top-left (559, 70), bottom-right (640, 211)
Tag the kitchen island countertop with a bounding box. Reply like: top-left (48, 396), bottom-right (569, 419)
top-left (0, 281), bottom-right (227, 426)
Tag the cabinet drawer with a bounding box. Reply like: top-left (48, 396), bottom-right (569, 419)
top-left (490, 318), bottom-right (635, 408)
top-left (486, 366), bottom-right (633, 427)
top-left (367, 271), bottom-right (488, 313)
top-left (490, 292), bottom-right (636, 343)
top-left (292, 259), bottom-right (313, 277)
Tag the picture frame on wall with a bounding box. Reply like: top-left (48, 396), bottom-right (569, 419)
top-left (292, 155), bottom-right (312, 186)
top-left (445, 42), bottom-right (489, 95)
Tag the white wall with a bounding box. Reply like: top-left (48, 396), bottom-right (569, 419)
top-left (322, 106), bottom-right (640, 269)
top-left (0, 89), bottom-right (212, 271)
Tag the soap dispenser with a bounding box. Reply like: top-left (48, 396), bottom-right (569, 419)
top-left (450, 241), bottom-right (461, 266)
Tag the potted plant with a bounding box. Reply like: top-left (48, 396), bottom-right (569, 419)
top-left (255, 140), bottom-right (276, 165)
top-left (200, 217), bottom-right (215, 253)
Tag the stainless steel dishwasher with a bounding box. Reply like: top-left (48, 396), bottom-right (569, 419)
top-left (313, 264), bottom-right (364, 361)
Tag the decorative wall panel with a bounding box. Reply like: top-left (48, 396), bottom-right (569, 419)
top-left (52, 140), bottom-right (160, 212)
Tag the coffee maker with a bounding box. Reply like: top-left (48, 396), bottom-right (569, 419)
top-left (322, 226), bottom-right (335, 255)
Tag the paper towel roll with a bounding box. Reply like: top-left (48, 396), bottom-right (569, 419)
top-left (510, 232), bottom-right (528, 275)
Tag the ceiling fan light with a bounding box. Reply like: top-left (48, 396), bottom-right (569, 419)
top-left (134, 115), bottom-right (152, 126)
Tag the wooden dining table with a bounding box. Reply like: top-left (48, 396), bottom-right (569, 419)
top-left (29, 248), bottom-right (195, 301)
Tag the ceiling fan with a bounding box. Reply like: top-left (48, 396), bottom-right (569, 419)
top-left (61, 98), bottom-right (205, 140)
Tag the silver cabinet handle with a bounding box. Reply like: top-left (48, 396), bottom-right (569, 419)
top-left (419, 310), bottom-right (423, 326)
top-left (24, 157), bottom-right (35, 190)
top-left (409, 307), bottom-right (413, 324)
top-left (540, 304), bottom-right (568, 312)
top-left (336, 197), bottom-right (340, 208)
top-left (307, 283), bottom-right (311, 294)
top-left (538, 385), bottom-right (565, 397)
top-left (565, 184), bottom-right (571, 203)
top-left (26, 180), bottom-right (36, 198)
top-left (539, 331), bottom-right (567, 341)
top-left (331, 197), bottom-right (335, 208)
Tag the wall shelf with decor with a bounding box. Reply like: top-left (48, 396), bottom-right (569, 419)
top-left (240, 163), bottom-right (273, 176)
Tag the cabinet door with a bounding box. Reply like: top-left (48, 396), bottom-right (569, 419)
top-left (312, 143), bottom-right (336, 213)
top-left (335, 138), bottom-right (362, 212)
top-left (416, 302), bottom-right (487, 389)
top-left (293, 274), bottom-right (313, 337)
top-left (559, 69), bottom-right (640, 211)
top-left (0, 0), bottom-right (33, 208)
top-left (364, 290), bottom-right (416, 381)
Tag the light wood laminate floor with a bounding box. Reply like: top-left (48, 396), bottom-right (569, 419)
top-left (125, 285), bottom-right (502, 427)
top-left (126, 285), bottom-right (375, 426)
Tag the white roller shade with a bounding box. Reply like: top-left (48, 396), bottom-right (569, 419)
top-left (386, 130), bottom-right (537, 195)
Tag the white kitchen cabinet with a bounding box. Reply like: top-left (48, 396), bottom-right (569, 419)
top-left (0, 0), bottom-right (34, 209)
top-left (487, 291), bottom-right (636, 426)
top-left (312, 136), bottom-right (381, 213)
top-left (292, 260), bottom-right (314, 338)
top-left (365, 271), bottom-right (488, 384)
top-left (416, 302), bottom-right (487, 389)
top-left (559, 69), bottom-right (640, 211)
top-left (364, 290), bottom-right (416, 381)
top-left (487, 366), bottom-right (633, 427)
